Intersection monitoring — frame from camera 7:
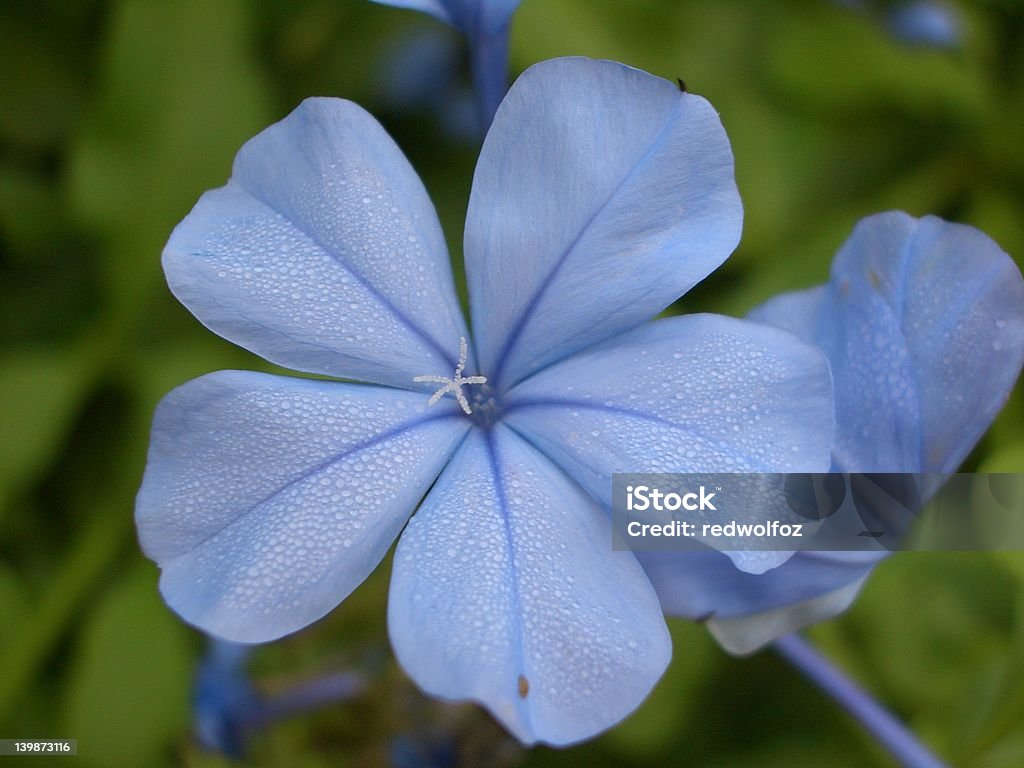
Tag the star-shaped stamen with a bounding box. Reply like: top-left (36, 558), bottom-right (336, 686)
top-left (413, 337), bottom-right (487, 415)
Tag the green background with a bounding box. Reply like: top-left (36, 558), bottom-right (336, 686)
top-left (2, 0), bottom-right (1023, 765)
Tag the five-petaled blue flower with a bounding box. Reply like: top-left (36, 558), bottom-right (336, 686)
top-left (136, 57), bottom-right (836, 745)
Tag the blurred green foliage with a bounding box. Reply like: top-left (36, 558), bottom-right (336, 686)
top-left (1, 0), bottom-right (1023, 765)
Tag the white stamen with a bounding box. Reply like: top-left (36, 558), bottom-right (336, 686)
top-left (414, 336), bottom-right (487, 415)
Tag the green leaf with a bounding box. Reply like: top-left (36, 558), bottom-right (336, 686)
top-left (605, 620), bottom-right (721, 758)
top-left (762, 3), bottom-right (989, 123)
top-left (67, 0), bottom-right (272, 323)
top-left (514, 0), bottom-right (676, 71)
top-left (0, 347), bottom-right (92, 507)
top-left (0, 2), bottom-right (92, 152)
top-left (0, 165), bottom-right (65, 258)
top-left (63, 563), bottom-right (193, 768)
top-left (815, 553), bottom-right (1018, 759)
top-left (0, 564), bottom-right (28, 646)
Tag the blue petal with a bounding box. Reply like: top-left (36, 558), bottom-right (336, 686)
top-left (712, 213), bottom-right (1024, 650)
top-left (748, 286), bottom-right (826, 340)
top-left (369, 0), bottom-right (520, 37)
top-left (645, 546), bottom-right (875, 654)
top-left (505, 314), bottom-right (832, 488)
top-left (752, 212), bottom-right (1024, 473)
top-left (640, 549), bottom-right (882, 621)
top-left (706, 576), bottom-right (869, 655)
top-left (640, 548), bottom-right (882, 653)
top-left (163, 98), bottom-right (470, 389)
top-left (505, 315), bottom-right (832, 573)
top-left (136, 371), bottom-right (469, 642)
top-left (369, 0), bottom-right (453, 25)
top-left (388, 427), bottom-right (670, 746)
top-left (466, 58), bottom-right (743, 389)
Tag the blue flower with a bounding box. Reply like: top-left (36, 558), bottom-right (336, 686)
top-left (831, 0), bottom-right (963, 50)
top-left (885, 1), bottom-right (962, 49)
top-left (645, 212), bottom-right (1024, 653)
top-left (369, 0), bottom-right (520, 37)
top-left (135, 57), bottom-right (835, 744)
top-left (369, 0), bottom-right (521, 129)
top-left (192, 640), bottom-right (257, 758)
top-left (374, 27), bottom-right (479, 143)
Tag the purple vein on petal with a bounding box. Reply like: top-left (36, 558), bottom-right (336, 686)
top-left (503, 397), bottom-right (766, 469)
top-left (488, 98), bottom-right (686, 391)
top-left (163, 410), bottom-right (463, 565)
top-left (233, 182), bottom-right (459, 372)
top-left (483, 429), bottom-right (532, 734)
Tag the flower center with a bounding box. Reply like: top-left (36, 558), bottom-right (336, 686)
top-left (465, 382), bottom-right (502, 428)
top-left (413, 337), bottom-right (495, 421)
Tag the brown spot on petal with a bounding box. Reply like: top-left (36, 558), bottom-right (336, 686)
top-left (868, 269), bottom-right (882, 290)
top-left (518, 674), bottom-right (530, 698)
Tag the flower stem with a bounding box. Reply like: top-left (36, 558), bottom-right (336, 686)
top-left (774, 633), bottom-right (947, 768)
top-left (193, 639), bottom-right (367, 757)
top-left (469, 24), bottom-right (510, 133)
top-left (249, 671), bottom-right (367, 729)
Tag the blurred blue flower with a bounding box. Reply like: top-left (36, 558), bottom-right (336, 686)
top-left (192, 638), bottom-right (366, 757)
top-left (645, 212), bottom-right (1024, 653)
top-left (136, 57), bottom-right (835, 744)
top-left (374, 26), bottom-right (480, 143)
top-left (369, 0), bottom-right (521, 129)
top-left (391, 734), bottom-right (459, 768)
top-left (193, 640), bottom-right (258, 758)
top-left (375, 26), bottom-right (462, 113)
top-left (831, 0), bottom-right (963, 50)
top-left (885, 1), bottom-right (962, 49)
top-left (368, 0), bottom-right (519, 47)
